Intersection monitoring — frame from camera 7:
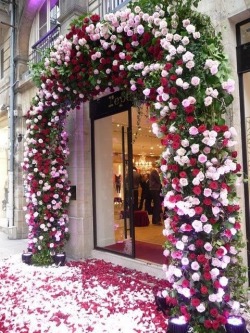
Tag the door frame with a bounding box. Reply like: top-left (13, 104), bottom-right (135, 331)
top-left (236, 18), bottom-right (250, 281)
top-left (90, 91), bottom-right (135, 258)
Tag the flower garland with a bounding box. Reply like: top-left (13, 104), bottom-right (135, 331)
top-left (22, 0), bottom-right (246, 331)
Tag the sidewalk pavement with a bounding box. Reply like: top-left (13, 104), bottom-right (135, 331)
top-left (0, 230), bottom-right (27, 260)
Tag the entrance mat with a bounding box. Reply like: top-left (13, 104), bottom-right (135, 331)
top-left (105, 241), bottom-right (165, 265)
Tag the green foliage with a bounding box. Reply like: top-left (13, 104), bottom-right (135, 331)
top-left (129, 0), bottom-right (200, 14)
top-left (32, 249), bottom-right (53, 266)
top-left (28, 48), bottom-right (51, 87)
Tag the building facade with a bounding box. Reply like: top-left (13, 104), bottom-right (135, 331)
top-left (0, 0), bottom-right (249, 275)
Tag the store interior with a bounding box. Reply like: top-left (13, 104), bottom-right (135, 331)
top-left (110, 105), bottom-right (166, 264)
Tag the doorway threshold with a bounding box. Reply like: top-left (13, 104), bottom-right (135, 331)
top-left (91, 249), bottom-right (165, 279)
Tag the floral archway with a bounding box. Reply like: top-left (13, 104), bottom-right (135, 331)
top-left (22, 0), bottom-right (247, 331)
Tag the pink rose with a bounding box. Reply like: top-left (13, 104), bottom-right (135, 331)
top-left (189, 126), bottom-right (198, 135)
top-left (182, 99), bottom-right (191, 107)
top-left (222, 79), bottom-right (235, 94)
top-left (203, 224), bottom-right (212, 234)
top-left (191, 76), bottom-right (200, 86)
top-left (204, 96), bottom-right (213, 106)
top-left (191, 144), bottom-right (199, 154)
top-left (191, 261), bottom-right (200, 271)
top-left (204, 242), bottom-right (212, 251)
top-left (203, 146), bottom-right (211, 154)
top-left (198, 154), bottom-right (207, 163)
top-left (203, 188), bottom-right (212, 197)
top-left (143, 88), bottom-right (150, 96)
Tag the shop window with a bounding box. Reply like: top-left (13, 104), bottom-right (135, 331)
top-left (29, 0), bottom-right (60, 64)
top-left (89, 0), bottom-right (130, 17)
top-left (39, 0), bottom-right (59, 39)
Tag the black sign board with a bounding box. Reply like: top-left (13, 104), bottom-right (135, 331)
top-left (90, 90), bottom-right (133, 120)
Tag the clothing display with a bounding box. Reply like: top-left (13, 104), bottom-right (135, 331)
top-left (114, 174), bottom-right (122, 193)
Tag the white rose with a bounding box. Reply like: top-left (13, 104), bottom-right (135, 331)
top-left (176, 240), bottom-right (185, 250)
top-left (179, 178), bottom-right (188, 186)
top-left (174, 268), bottom-right (182, 277)
top-left (192, 272), bottom-right (200, 281)
top-left (219, 276), bottom-right (228, 287)
top-left (203, 224), bottom-right (212, 234)
top-left (197, 303), bottom-right (206, 313)
top-left (191, 261), bottom-right (200, 271)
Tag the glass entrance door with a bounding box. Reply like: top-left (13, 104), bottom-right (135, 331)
top-left (93, 109), bottom-right (135, 257)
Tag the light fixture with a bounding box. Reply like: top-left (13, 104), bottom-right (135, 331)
top-left (135, 154), bottom-right (152, 170)
top-left (225, 316), bottom-right (247, 333)
top-left (167, 317), bottom-right (189, 333)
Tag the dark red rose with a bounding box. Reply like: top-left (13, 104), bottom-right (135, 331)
top-left (170, 87), bottom-right (177, 94)
top-left (220, 125), bottom-right (229, 132)
top-left (189, 253), bottom-right (196, 260)
top-left (216, 248), bottom-right (224, 258)
top-left (197, 254), bottom-right (206, 264)
top-left (198, 124), bottom-right (207, 132)
top-left (195, 206), bottom-right (203, 215)
top-left (209, 181), bottom-right (218, 190)
top-left (90, 14), bottom-right (100, 23)
top-left (200, 285), bottom-right (208, 294)
top-left (204, 320), bottom-right (212, 329)
top-left (172, 141), bottom-right (180, 149)
top-left (171, 97), bottom-right (180, 105)
top-left (192, 186), bottom-right (201, 195)
top-left (235, 222), bottom-right (241, 230)
top-left (209, 218), bottom-right (217, 224)
top-left (160, 77), bottom-right (168, 86)
top-left (192, 168), bottom-right (200, 176)
top-left (169, 112), bottom-right (177, 120)
top-left (189, 158), bottom-right (197, 166)
top-left (179, 171), bottom-right (187, 178)
top-left (170, 74), bottom-right (177, 81)
top-left (184, 105), bottom-right (195, 114)
top-left (164, 63), bottom-right (173, 70)
top-left (203, 272), bottom-right (211, 280)
top-left (203, 198), bottom-right (212, 205)
top-left (180, 305), bottom-right (188, 315)
top-left (212, 320), bottom-right (220, 330)
top-left (223, 294), bottom-right (230, 302)
top-left (176, 59), bottom-right (183, 66)
top-left (186, 116), bottom-right (195, 123)
top-left (231, 151), bottom-right (237, 158)
top-left (182, 279), bottom-right (190, 287)
top-left (222, 138), bottom-right (229, 147)
top-left (195, 239), bottom-right (204, 247)
top-left (213, 125), bottom-right (221, 132)
top-left (191, 298), bottom-right (200, 307)
top-left (218, 315), bottom-right (227, 325)
top-left (213, 280), bottom-right (221, 289)
top-left (235, 163), bottom-right (241, 172)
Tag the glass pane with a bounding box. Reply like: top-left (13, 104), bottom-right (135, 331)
top-left (39, 1), bottom-right (47, 32)
top-left (39, 24), bottom-right (47, 39)
top-left (50, 0), bottom-right (60, 30)
top-left (240, 21), bottom-right (250, 45)
top-left (94, 111), bottom-right (132, 256)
